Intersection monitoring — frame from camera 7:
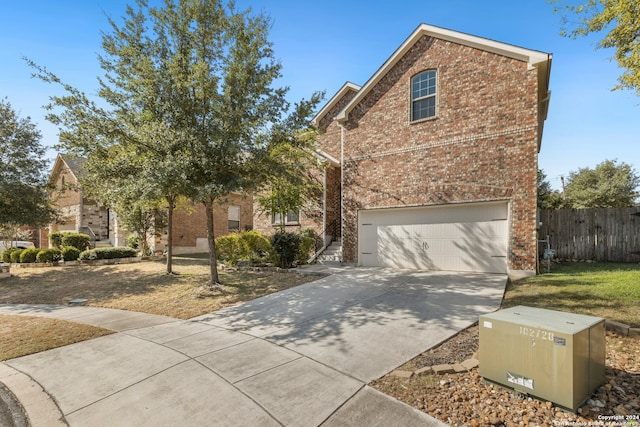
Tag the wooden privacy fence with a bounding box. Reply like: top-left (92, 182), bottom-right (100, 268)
top-left (538, 208), bottom-right (640, 262)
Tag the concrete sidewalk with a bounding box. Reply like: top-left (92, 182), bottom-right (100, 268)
top-left (0, 268), bottom-right (507, 426)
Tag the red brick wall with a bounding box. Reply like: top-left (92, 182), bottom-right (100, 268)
top-left (329, 36), bottom-right (540, 273)
top-left (317, 88), bottom-right (357, 160)
top-left (325, 166), bottom-right (341, 238)
top-left (165, 194), bottom-right (254, 251)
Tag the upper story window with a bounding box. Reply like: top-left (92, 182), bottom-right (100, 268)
top-left (411, 70), bottom-right (437, 121)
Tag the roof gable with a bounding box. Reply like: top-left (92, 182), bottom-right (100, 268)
top-left (49, 153), bottom-right (86, 185)
top-left (312, 82), bottom-right (361, 128)
top-left (336, 23), bottom-right (552, 123)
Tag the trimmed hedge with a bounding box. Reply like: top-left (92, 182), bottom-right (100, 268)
top-left (215, 230), bottom-right (272, 265)
top-left (10, 249), bottom-right (24, 263)
top-left (79, 247), bottom-right (138, 261)
top-left (2, 248), bottom-right (19, 263)
top-left (19, 248), bottom-right (41, 263)
top-left (62, 246), bottom-right (81, 262)
top-left (36, 249), bottom-right (62, 263)
top-left (61, 233), bottom-right (91, 251)
top-left (49, 231), bottom-right (64, 248)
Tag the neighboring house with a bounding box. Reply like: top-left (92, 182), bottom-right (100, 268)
top-left (48, 154), bottom-right (253, 253)
top-left (48, 154), bottom-right (115, 245)
top-left (257, 24), bottom-right (552, 278)
top-left (160, 196), bottom-right (254, 254)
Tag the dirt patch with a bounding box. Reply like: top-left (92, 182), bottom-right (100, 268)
top-left (0, 314), bottom-right (113, 361)
top-left (0, 259), bottom-right (324, 319)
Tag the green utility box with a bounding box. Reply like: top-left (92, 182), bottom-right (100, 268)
top-left (479, 306), bottom-right (605, 412)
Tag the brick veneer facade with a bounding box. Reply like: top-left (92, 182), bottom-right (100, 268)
top-left (313, 30), bottom-right (548, 275)
top-left (48, 156), bottom-right (110, 241)
top-left (48, 155), bottom-right (253, 252)
top-left (157, 194), bottom-right (254, 253)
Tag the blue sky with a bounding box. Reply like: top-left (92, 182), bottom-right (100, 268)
top-left (1, 1), bottom-right (638, 191)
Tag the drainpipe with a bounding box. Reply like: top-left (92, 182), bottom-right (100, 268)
top-left (322, 167), bottom-right (327, 244)
top-left (78, 186), bottom-right (83, 233)
top-left (338, 122), bottom-right (345, 258)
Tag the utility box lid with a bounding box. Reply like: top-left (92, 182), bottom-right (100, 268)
top-left (481, 305), bottom-right (604, 335)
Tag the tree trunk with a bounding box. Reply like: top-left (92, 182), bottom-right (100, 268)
top-left (165, 195), bottom-right (175, 275)
top-left (204, 197), bottom-right (219, 286)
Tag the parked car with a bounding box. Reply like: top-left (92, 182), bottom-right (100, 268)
top-left (0, 240), bottom-right (36, 257)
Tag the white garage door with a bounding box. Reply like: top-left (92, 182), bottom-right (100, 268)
top-left (358, 202), bottom-right (508, 273)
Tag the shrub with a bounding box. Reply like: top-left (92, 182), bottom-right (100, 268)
top-left (79, 246), bottom-right (138, 261)
top-left (215, 230), bottom-right (273, 265)
top-left (19, 248), bottom-right (41, 263)
top-left (61, 233), bottom-right (91, 250)
top-left (126, 235), bottom-right (140, 250)
top-left (36, 249), bottom-right (62, 263)
top-left (297, 228), bottom-right (317, 265)
top-left (215, 234), bottom-right (242, 265)
top-left (49, 231), bottom-right (64, 249)
top-left (62, 246), bottom-right (81, 262)
top-left (239, 230), bottom-right (272, 263)
top-left (271, 231), bottom-right (301, 269)
top-left (2, 248), bottom-right (18, 263)
top-left (10, 249), bottom-right (24, 263)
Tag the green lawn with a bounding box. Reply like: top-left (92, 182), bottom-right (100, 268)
top-left (503, 262), bottom-right (640, 327)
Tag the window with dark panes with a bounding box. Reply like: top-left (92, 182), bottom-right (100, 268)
top-left (411, 70), bottom-right (437, 121)
top-left (228, 206), bottom-right (240, 230)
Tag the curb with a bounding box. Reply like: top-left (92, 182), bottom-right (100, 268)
top-left (606, 320), bottom-right (640, 339)
top-left (390, 356), bottom-right (480, 378)
top-left (0, 364), bottom-right (67, 426)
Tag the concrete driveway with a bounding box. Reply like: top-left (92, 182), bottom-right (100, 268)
top-left (1, 267), bottom-right (507, 426)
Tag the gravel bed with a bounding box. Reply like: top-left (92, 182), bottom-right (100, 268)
top-left (371, 324), bottom-right (640, 426)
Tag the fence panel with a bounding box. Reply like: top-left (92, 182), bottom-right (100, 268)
top-left (539, 208), bottom-right (640, 262)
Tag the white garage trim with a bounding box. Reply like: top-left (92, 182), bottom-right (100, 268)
top-left (358, 202), bottom-right (509, 273)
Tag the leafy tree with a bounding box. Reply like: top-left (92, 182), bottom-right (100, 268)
top-left (553, 0), bottom-right (640, 95)
top-left (29, 0), bottom-right (322, 286)
top-left (537, 169), bottom-right (565, 209)
top-left (564, 159), bottom-right (639, 208)
top-left (0, 98), bottom-right (57, 242)
top-left (256, 101), bottom-right (324, 232)
top-left (256, 143), bottom-right (323, 232)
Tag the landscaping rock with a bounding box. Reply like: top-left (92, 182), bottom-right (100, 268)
top-left (414, 366), bottom-right (432, 376)
top-left (432, 364), bottom-right (455, 375)
top-left (452, 363), bottom-right (466, 373)
top-left (461, 358), bottom-right (479, 370)
top-left (606, 320), bottom-right (630, 336)
top-left (390, 370), bottom-right (413, 379)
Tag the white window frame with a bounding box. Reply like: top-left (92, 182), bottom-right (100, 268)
top-left (272, 210), bottom-right (300, 225)
top-left (411, 70), bottom-right (437, 122)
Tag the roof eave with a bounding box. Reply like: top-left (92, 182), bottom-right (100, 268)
top-left (337, 23), bottom-right (552, 123)
top-left (312, 82), bottom-right (361, 127)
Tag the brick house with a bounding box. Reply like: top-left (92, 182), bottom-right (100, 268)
top-left (258, 24), bottom-right (552, 278)
top-left (49, 154), bottom-right (253, 253)
top-left (48, 154), bottom-right (114, 244)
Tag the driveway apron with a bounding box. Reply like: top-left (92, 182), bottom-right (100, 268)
top-left (1, 268), bottom-right (506, 426)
